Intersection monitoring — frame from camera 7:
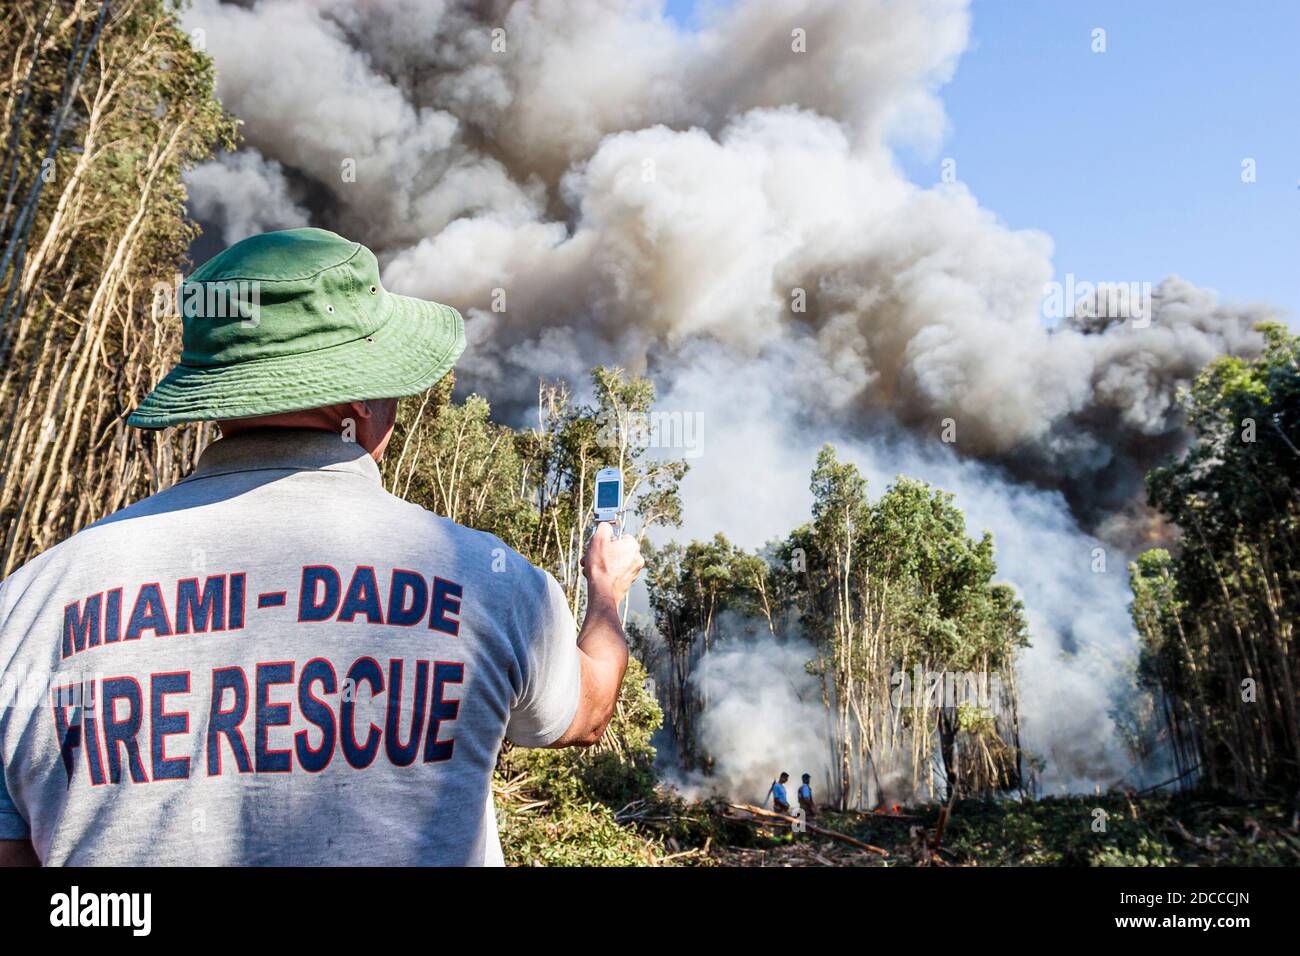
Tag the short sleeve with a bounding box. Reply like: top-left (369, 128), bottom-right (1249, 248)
top-left (0, 759), bottom-right (30, 840)
top-left (505, 570), bottom-right (581, 747)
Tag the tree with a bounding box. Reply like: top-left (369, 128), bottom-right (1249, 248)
top-left (643, 533), bottom-right (747, 766)
top-left (0, 0), bottom-right (237, 573)
top-left (645, 445), bottom-right (1030, 807)
top-left (1132, 322), bottom-right (1299, 797)
top-left (513, 368), bottom-right (686, 616)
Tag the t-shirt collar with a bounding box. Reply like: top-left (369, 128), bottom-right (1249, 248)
top-left (182, 427), bottom-right (383, 486)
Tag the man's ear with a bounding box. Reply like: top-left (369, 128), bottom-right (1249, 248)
top-left (350, 400), bottom-right (374, 420)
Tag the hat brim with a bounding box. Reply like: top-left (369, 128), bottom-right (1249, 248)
top-left (126, 295), bottom-right (465, 429)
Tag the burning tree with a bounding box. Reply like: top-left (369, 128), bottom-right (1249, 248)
top-left (641, 445), bottom-right (1030, 808)
top-left (786, 452), bottom-right (1028, 807)
top-left (642, 533), bottom-right (745, 768)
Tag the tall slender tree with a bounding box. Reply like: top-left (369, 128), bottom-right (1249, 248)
top-left (1132, 322), bottom-right (1299, 797)
top-left (0, 0), bottom-right (237, 573)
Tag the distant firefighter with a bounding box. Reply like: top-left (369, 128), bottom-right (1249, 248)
top-left (767, 772), bottom-right (792, 815)
top-left (798, 773), bottom-right (817, 818)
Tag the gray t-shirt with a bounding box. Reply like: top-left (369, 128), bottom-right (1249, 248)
top-left (0, 429), bottom-right (580, 865)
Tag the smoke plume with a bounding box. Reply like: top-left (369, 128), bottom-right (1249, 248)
top-left (182, 0), bottom-right (1280, 792)
top-left (683, 635), bottom-right (829, 805)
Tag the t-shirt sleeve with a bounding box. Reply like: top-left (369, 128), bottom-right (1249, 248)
top-left (504, 569), bottom-right (581, 748)
top-left (0, 758), bottom-right (30, 840)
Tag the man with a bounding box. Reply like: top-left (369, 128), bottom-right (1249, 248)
top-left (0, 227), bottom-right (643, 865)
top-left (770, 771), bottom-right (791, 815)
top-left (797, 773), bottom-right (816, 819)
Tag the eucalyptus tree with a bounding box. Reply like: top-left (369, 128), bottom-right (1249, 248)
top-left (1132, 322), bottom-right (1299, 796)
top-left (0, 0), bottom-right (237, 572)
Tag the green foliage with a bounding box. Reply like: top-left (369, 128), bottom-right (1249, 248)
top-left (506, 657), bottom-right (662, 807)
top-left (681, 794), bottom-right (1300, 867)
top-left (498, 657), bottom-right (671, 865)
top-left (495, 794), bottom-right (661, 867)
top-left (644, 532), bottom-right (755, 766)
top-left (929, 794), bottom-right (1299, 867)
top-left (385, 381), bottom-right (536, 544)
top-left (386, 366), bottom-right (686, 613)
top-left (643, 444), bottom-right (1030, 806)
top-left (793, 450), bottom-right (1028, 802)
top-left (1131, 323), bottom-right (1300, 796)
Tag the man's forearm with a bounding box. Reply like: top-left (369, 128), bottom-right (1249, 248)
top-left (579, 590), bottom-right (628, 657)
top-left (551, 590), bottom-right (629, 747)
top-left (577, 589), bottom-right (630, 717)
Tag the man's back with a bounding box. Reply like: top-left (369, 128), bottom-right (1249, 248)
top-left (0, 429), bottom-right (579, 865)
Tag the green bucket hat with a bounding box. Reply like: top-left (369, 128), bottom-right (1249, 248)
top-left (127, 227), bottom-right (465, 429)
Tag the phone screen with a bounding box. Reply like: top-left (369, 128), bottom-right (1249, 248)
top-left (596, 480), bottom-right (620, 509)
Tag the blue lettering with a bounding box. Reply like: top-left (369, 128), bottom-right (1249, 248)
top-left (298, 566), bottom-right (340, 622)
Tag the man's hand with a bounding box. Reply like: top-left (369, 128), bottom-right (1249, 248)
top-left (551, 522), bottom-right (645, 748)
top-left (580, 521), bottom-right (645, 606)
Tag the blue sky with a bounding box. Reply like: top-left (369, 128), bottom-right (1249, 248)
top-left (665, 0), bottom-right (1298, 320)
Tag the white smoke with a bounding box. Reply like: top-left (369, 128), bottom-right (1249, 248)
top-left (681, 637), bottom-right (829, 805)
top-left (659, 348), bottom-right (1138, 792)
top-left (180, 0), bottom-right (1281, 793)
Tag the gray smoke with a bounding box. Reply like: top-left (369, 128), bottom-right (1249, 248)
top-left (186, 150), bottom-right (310, 244)
top-left (663, 634), bottom-right (830, 805)
top-left (661, 351), bottom-right (1142, 792)
top-left (182, 0), bottom-right (1280, 791)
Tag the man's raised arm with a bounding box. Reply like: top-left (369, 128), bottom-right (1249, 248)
top-left (550, 522), bottom-right (644, 748)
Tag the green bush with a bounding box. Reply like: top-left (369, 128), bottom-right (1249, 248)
top-left (497, 656), bottom-right (671, 865)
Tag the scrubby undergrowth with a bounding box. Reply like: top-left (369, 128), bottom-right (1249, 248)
top-left (492, 656), bottom-right (1299, 867)
top-left (715, 793), bottom-right (1300, 867)
top-left (499, 772), bottom-right (1300, 867)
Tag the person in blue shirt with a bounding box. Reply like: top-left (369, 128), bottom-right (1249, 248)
top-left (798, 773), bottom-right (817, 819)
top-left (770, 772), bottom-right (791, 814)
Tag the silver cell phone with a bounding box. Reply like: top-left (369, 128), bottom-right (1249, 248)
top-left (593, 467), bottom-right (624, 536)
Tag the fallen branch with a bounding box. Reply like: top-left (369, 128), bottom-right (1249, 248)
top-left (726, 803), bottom-right (889, 856)
top-left (1135, 764), bottom-right (1201, 796)
top-left (842, 808), bottom-right (922, 821)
